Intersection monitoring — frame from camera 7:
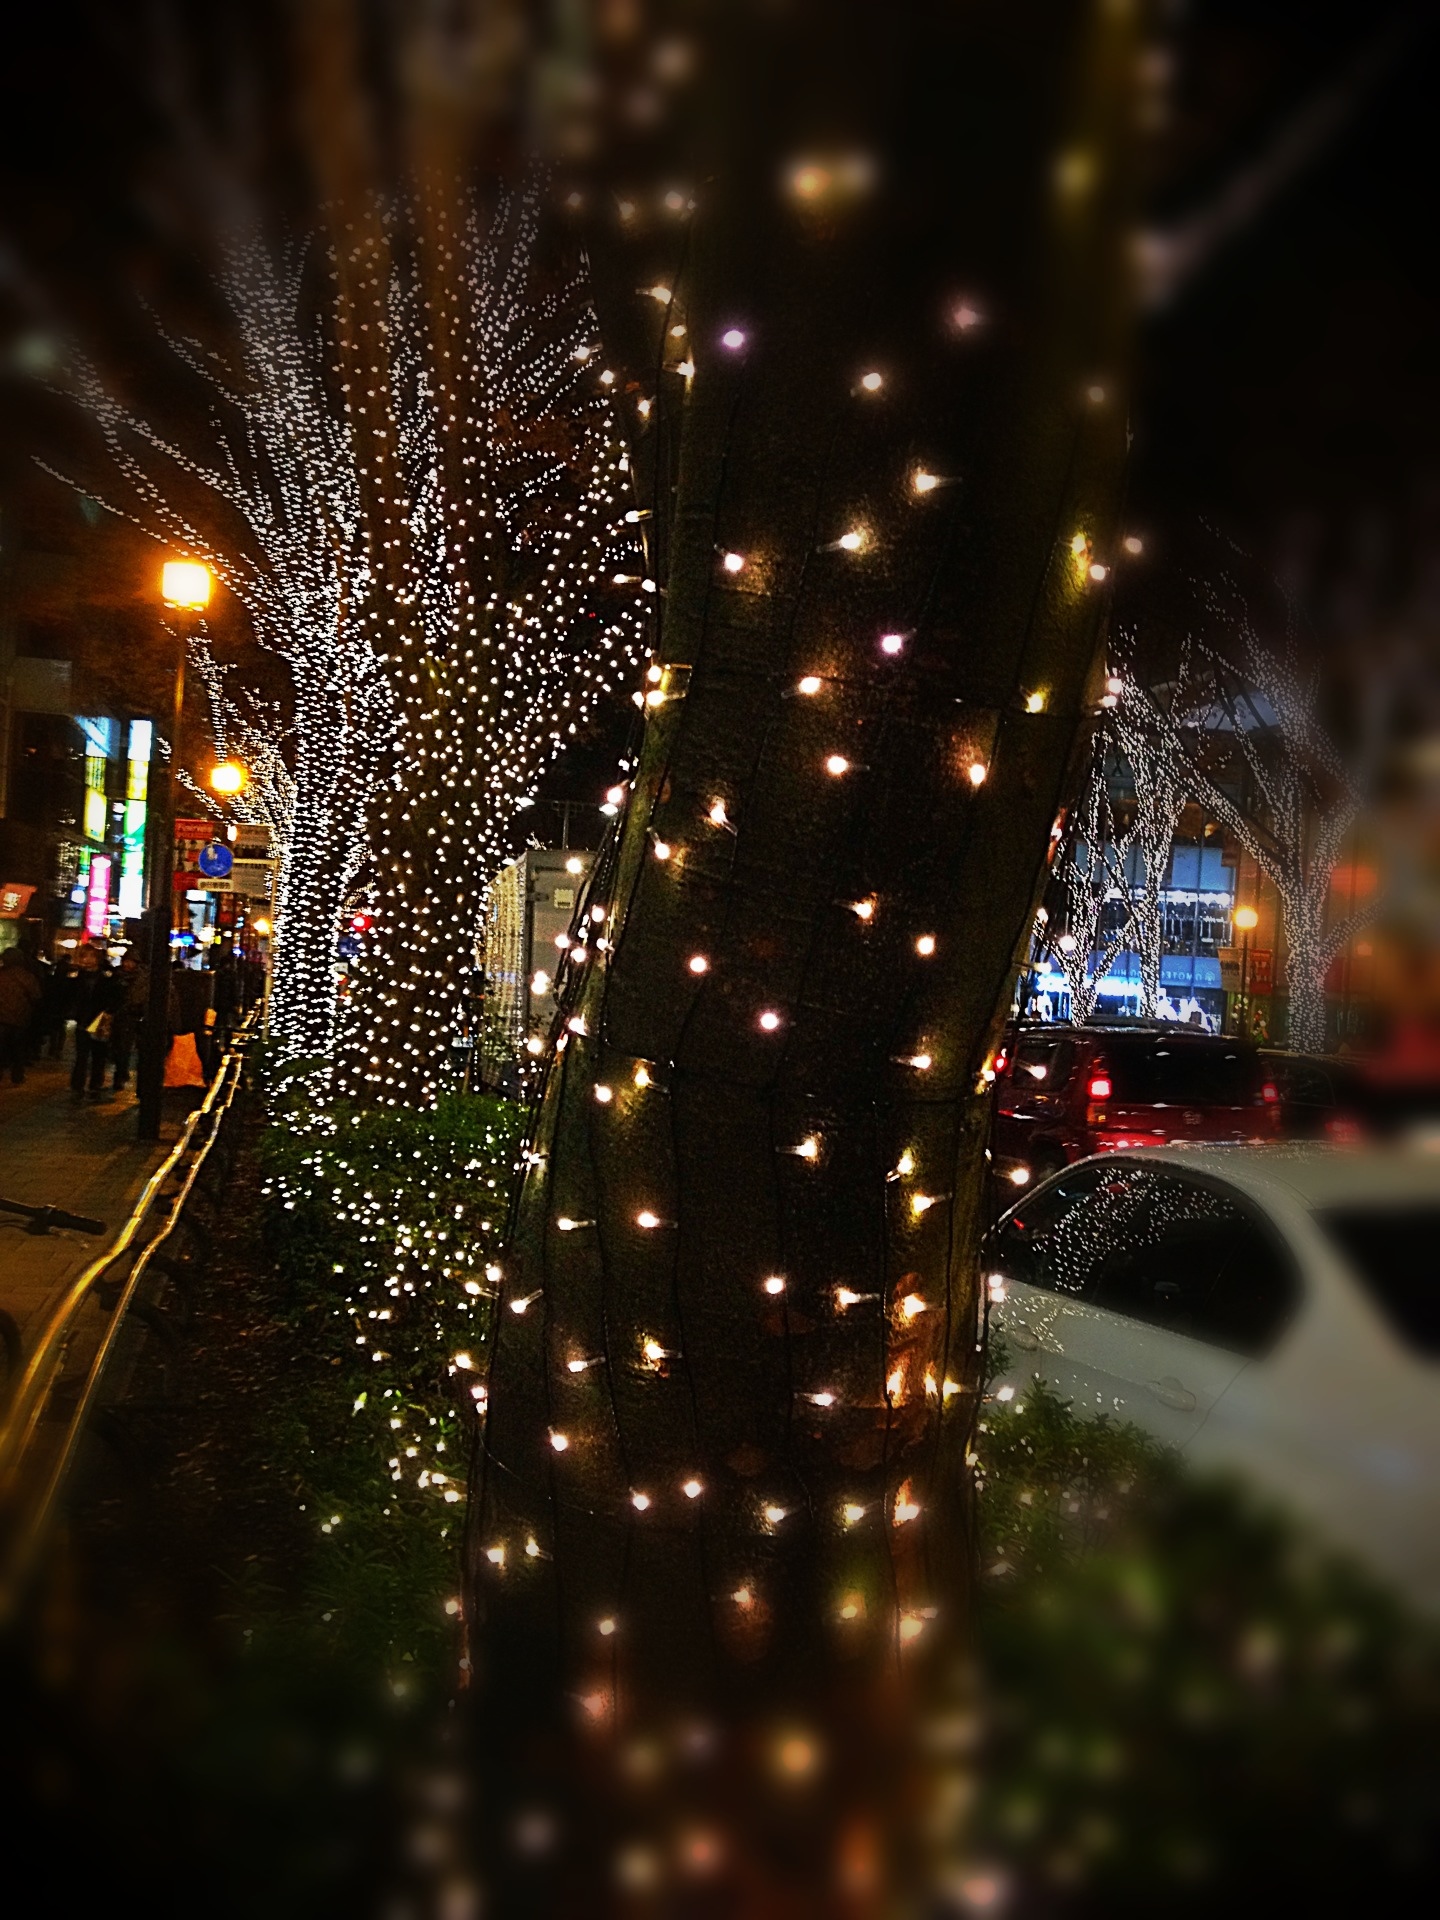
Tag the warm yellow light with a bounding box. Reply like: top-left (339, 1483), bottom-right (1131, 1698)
top-left (797, 674), bottom-right (823, 695)
top-left (968, 762), bottom-right (988, 787)
top-left (208, 759), bottom-right (247, 796)
top-left (161, 559), bottom-right (212, 609)
top-left (252, 916), bottom-right (272, 937)
top-left (915, 934), bottom-right (936, 956)
top-left (1234, 906), bottom-right (1259, 932)
top-left (1026, 691), bottom-right (1046, 713)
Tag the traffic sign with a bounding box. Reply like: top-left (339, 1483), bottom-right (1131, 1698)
top-left (198, 842), bottom-right (234, 878)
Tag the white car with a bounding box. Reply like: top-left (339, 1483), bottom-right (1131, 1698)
top-left (985, 1143), bottom-right (1440, 1610)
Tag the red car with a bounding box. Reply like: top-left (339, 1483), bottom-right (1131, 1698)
top-left (991, 1024), bottom-right (1281, 1189)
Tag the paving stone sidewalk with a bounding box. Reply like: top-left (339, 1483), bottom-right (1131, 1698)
top-left (0, 1054), bottom-right (176, 1351)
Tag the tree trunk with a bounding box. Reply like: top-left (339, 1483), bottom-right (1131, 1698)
top-left (470, 0), bottom-right (1137, 1898)
top-left (1283, 885), bottom-right (1331, 1052)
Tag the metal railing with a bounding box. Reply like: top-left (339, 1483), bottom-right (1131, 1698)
top-left (0, 1012), bottom-right (257, 1621)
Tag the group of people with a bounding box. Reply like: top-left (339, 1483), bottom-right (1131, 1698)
top-left (0, 940), bottom-right (259, 1101)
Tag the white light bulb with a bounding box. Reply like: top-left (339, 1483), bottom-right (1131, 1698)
top-left (550, 1431), bottom-right (569, 1451)
top-left (758, 1010), bottom-right (781, 1031)
top-left (688, 953), bottom-right (709, 975)
top-left (594, 1084), bottom-right (613, 1104)
top-left (825, 754), bottom-right (850, 776)
top-left (860, 371), bottom-right (883, 392)
top-left (968, 762), bottom-right (987, 787)
top-left (721, 328), bottom-right (746, 349)
top-left (797, 674), bottom-right (822, 694)
top-left (915, 934), bottom-right (936, 956)
top-left (880, 633), bottom-right (905, 654)
top-left (762, 1276), bottom-right (786, 1295)
top-left (636, 1210), bottom-right (661, 1229)
top-left (682, 1477), bottom-right (703, 1498)
top-left (721, 552), bottom-right (746, 574)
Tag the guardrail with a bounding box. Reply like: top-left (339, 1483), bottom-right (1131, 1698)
top-left (0, 1011), bottom-right (257, 1622)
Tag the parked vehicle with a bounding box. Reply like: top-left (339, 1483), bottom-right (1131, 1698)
top-left (985, 1143), bottom-right (1440, 1609)
top-left (991, 1024), bottom-right (1280, 1189)
top-left (1259, 1049), bottom-right (1373, 1142)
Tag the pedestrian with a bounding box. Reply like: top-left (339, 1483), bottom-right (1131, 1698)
top-left (70, 947), bottom-right (120, 1101)
top-left (0, 948), bottom-right (42, 1085)
top-left (110, 949), bottom-right (144, 1091)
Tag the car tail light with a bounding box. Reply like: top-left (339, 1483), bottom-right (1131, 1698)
top-left (1260, 1081), bottom-right (1279, 1105)
top-left (1087, 1074), bottom-right (1111, 1100)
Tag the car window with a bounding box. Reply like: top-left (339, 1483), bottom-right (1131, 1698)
top-left (994, 1164), bottom-right (1299, 1354)
top-left (1318, 1207), bottom-right (1440, 1356)
top-left (1087, 1177), bottom-right (1298, 1355)
top-left (1106, 1041), bottom-right (1261, 1107)
top-left (1277, 1062), bottom-right (1332, 1105)
top-left (992, 1161), bottom-right (1152, 1299)
top-left (1012, 1032), bottom-right (1073, 1089)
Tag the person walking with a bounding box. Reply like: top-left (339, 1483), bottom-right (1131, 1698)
top-left (110, 949), bottom-right (144, 1092)
top-left (0, 948), bottom-right (42, 1085)
top-left (70, 947), bottom-right (120, 1101)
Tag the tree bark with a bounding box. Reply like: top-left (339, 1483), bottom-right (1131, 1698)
top-left (470, 0), bottom-right (1137, 1898)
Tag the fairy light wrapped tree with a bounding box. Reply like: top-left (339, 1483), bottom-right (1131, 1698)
top-left (1135, 602), bottom-right (1379, 1053)
top-left (56, 199), bottom-right (646, 1070)
top-left (468, 0), bottom-right (1141, 1896)
top-left (1037, 731), bottom-right (1139, 1022)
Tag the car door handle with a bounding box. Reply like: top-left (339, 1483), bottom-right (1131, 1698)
top-left (1148, 1376), bottom-right (1196, 1412)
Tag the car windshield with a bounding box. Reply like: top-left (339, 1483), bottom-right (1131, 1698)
top-left (1105, 1041), bottom-right (1260, 1107)
top-left (1318, 1206), bottom-right (1440, 1356)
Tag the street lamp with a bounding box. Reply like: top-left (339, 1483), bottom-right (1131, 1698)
top-left (209, 760), bottom-right (248, 797)
top-left (1233, 904), bottom-right (1259, 1037)
top-left (137, 558), bottom-right (214, 1140)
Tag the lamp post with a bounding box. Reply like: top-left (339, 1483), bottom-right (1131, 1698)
top-left (1233, 903), bottom-right (1259, 1039)
top-left (136, 560), bottom-right (212, 1140)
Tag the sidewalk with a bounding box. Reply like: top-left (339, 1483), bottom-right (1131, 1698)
top-left (0, 1055), bottom-right (176, 1348)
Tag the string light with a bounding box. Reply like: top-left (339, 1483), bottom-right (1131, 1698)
top-left (880, 633), bottom-right (905, 654)
top-left (633, 1063), bottom-right (652, 1088)
top-left (794, 1136), bottom-right (820, 1160)
top-left (687, 954), bottom-right (710, 974)
top-left (74, 188), bottom-right (651, 1080)
top-left (797, 674), bottom-right (823, 695)
top-left (912, 469), bottom-right (941, 494)
top-left (825, 754), bottom-right (850, 776)
top-left (850, 897), bottom-right (875, 920)
top-left (915, 933), bottom-right (936, 955)
top-left (721, 328), bottom-right (747, 350)
top-left (721, 552), bottom-right (746, 574)
top-left (758, 1010), bottom-right (782, 1031)
top-left (631, 1491), bottom-right (651, 1512)
top-left (837, 529), bottom-right (866, 551)
top-left (594, 1084), bottom-right (613, 1103)
top-left (860, 370), bottom-right (883, 392)
top-left (549, 1431), bottom-right (570, 1452)
top-left (762, 1276), bottom-right (786, 1295)
top-left (968, 762), bottom-right (988, 786)
top-left (682, 1477), bottom-right (704, 1498)
top-left (635, 1209), bottom-right (663, 1229)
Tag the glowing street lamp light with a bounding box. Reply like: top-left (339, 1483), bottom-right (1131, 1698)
top-left (209, 759), bottom-right (248, 797)
top-left (161, 559), bottom-right (213, 611)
